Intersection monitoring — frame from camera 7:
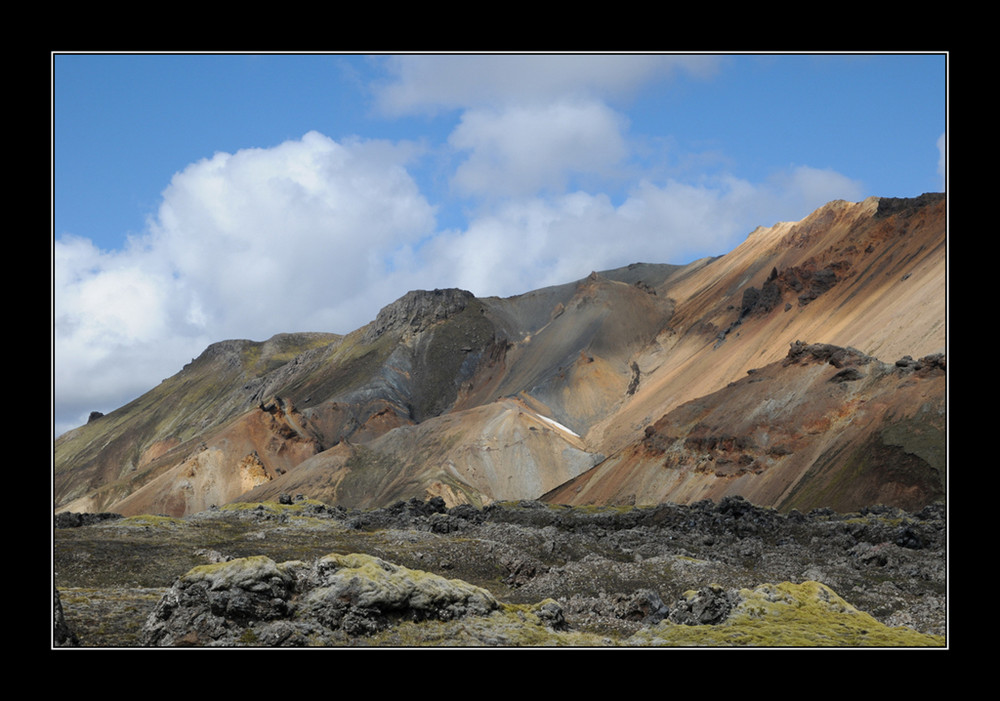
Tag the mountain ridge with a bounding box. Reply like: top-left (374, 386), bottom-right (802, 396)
top-left (54, 193), bottom-right (947, 517)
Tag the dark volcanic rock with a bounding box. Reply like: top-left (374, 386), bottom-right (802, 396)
top-left (740, 267), bottom-right (784, 318)
top-left (54, 511), bottom-right (123, 528)
top-left (364, 288), bottom-right (476, 343)
top-left (784, 340), bottom-right (873, 368)
top-left (875, 193), bottom-right (946, 219)
top-left (140, 551), bottom-right (499, 647)
top-left (54, 588), bottom-right (80, 647)
top-left (668, 585), bottom-right (739, 625)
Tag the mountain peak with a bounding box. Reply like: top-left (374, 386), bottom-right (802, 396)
top-left (363, 288), bottom-right (476, 343)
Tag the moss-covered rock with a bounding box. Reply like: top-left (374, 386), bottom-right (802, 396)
top-left (295, 553), bottom-right (498, 636)
top-left (141, 552), bottom-right (500, 646)
top-left (629, 581), bottom-right (945, 647)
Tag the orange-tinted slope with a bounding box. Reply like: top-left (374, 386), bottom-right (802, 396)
top-left (543, 343), bottom-right (945, 513)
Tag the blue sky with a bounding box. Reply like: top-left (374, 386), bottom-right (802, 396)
top-left (52, 52), bottom-right (947, 435)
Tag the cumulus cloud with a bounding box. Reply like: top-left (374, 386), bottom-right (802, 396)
top-left (372, 54), bottom-right (721, 116)
top-left (406, 165), bottom-right (865, 301)
top-left (449, 100), bottom-right (630, 198)
top-left (147, 131), bottom-right (435, 336)
top-left (54, 131), bottom-right (437, 434)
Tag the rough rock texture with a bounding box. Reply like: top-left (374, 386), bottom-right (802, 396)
top-left (668, 584), bottom-right (739, 625)
top-left (141, 552), bottom-right (498, 646)
top-left (629, 580), bottom-right (942, 647)
top-left (363, 288), bottom-right (476, 343)
top-left (53, 588), bottom-right (79, 647)
top-left (55, 497), bottom-right (946, 647)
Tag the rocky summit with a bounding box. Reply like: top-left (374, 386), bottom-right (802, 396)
top-left (53, 193), bottom-right (948, 647)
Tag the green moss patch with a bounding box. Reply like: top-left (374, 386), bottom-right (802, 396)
top-left (108, 514), bottom-right (187, 529)
top-left (629, 581), bottom-right (944, 647)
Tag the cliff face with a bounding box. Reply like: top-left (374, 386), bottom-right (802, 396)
top-left (54, 194), bottom-right (947, 517)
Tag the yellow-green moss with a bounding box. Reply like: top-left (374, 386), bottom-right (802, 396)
top-left (674, 555), bottom-right (707, 564)
top-left (238, 628), bottom-right (260, 645)
top-left (179, 555), bottom-right (298, 591)
top-left (629, 581), bottom-right (945, 647)
top-left (110, 514), bottom-right (186, 529)
top-left (219, 499), bottom-right (329, 516)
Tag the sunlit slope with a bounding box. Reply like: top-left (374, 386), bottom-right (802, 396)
top-left (53, 332), bottom-right (342, 512)
top-left (544, 343), bottom-right (946, 512)
top-left (239, 398), bottom-right (604, 508)
top-left (583, 194), bottom-right (946, 460)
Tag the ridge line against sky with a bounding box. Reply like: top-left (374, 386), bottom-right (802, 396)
top-left (52, 52), bottom-right (948, 435)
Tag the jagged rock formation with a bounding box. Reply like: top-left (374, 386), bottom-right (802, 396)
top-left (140, 552), bottom-right (500, 646)
top-left (54, 194), bottom-right (946, 517)
top-left (363, 288), bottom-right (476, 343)
top-left (138, 552), bottom-right (941, 648)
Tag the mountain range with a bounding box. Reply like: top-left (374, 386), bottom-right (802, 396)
top-left (53, 193), bottom-right (947, 518)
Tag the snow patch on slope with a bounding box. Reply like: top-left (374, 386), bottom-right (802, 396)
top-left (533, 413), bottom-right (581, 438)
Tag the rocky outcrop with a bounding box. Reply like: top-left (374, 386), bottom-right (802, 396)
top-left (783, 340), bottom-right (874, 368)
top-left (667, 584), bottom-right (739, 625)
top-left (363, 288), bottom-right (476, 343)
top-left (875, 192), bottom-right (946, 219)
top-left (53, 588), bottom-right (80, 647)
top-left (629, 581), bottom-right (942, 647)
top-left (736, 259), bottom-right (846, 325)
top-left (54, 511), bottom-right (123, 528)
top-left (140, 552), bottom-right (499, 646)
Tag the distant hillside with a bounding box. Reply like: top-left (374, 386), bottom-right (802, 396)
top-left (54, 193), bottom-right (946, 516)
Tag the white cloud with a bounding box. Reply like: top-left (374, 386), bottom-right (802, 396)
top-left (373, 54), bottom-right (721, 116)
top-left (755, 166), bottom-right (866, 222)
top-left (448, 100), bottom-right (630, 198)
top-left (408, 166), bottom-right (865, 301)
top-left (146, 130), bottom-right (436, 337)
top-left (54, 131), bottom-right (438, 435)
top-left (54, 235), bottom-right (209, 435)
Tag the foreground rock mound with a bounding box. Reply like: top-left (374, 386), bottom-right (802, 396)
top-left (631, 581), bottom-right (943, 647)
top-left (140, 552), bottom-right (499, 646)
